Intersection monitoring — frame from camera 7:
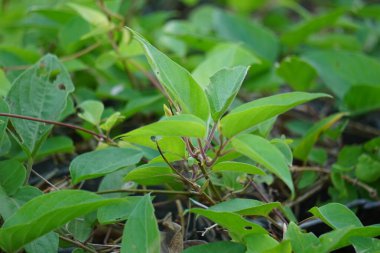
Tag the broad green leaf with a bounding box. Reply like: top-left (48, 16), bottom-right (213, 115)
top-left (212, 161), bottom-right (265, 175)
top-left (70, 147), bottom-right (143, 184)
top-left (355, 154), bottom-right (380, 183)
top-left (190, 208), bottom-right (267, 242)
top-left (127, 28), bottom-right (210, 121)
top-left (121, 194), bottom-right (160, 253)
top-left (100, 112), bottom-right (125, 132)
top-left (0, 190), bottom-right (119, 252)
top-left (78, 100), bottom-right (104, 126)
top-left (220, 92), bottom-right (330, 137)
top-left (120, 114), bottom-right (207, 138)
top-left (271, 138), bottom-right (293, 166)
top-left (319, 225), bottom-right (380, 252)
top-left (293, 113), bottom-right (345, 161)
top-left (208, 198), bottom-right (280, 217)
top-left (244, 234), bottom-right (278, 253)
top-left (0, 69), bottom-right (11, 97)
top-left (276, 56), bottom-right (317, 91)
top-left (309, 203), bottom-right (363, 229)
top-left (232, 134), bottom-right (294, 195)
top-left (302, 50), bottom-right (380, 100)
top-left (263, 241), bottom-right (291, 253)
top-left (125, 163), bottom-right (178, 185)
top-left (351, 237), bottom-right (380, 253)
top-left (344, 85), bottom-right (380, 114)
top-left (284, 222), bottom-right (320, 253)
top-left (183, 241), bottom-right (245, 253)
top-left (282, 9), bottom-right (345, 46)
top-left (6, 54), bottom-right (74, 155)
top-left (192, 43), bottom-right (259, 87)
top-left (97, 196), bottom-right (143, 224)
top-left (67, 213), bottom-right (96, 242)
top-left (0, 159), bottom-right (25, 195)
top-left (206, 66), bottom-right (249, 121)
top-left (213, 9), bottom-right (279, 62)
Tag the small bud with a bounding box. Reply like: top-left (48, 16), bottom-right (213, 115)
top-left (163, 104), bottom-right (173, 117)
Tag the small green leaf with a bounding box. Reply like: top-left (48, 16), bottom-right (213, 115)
top-left (232, 134), bottom-right (294, 196)
top-left (309, 203), bottom-right (363, 229)
top-left (208, 198), bottom-right (280, 217)
top-left (212, 161), bottom-right (265, 175)
top-left (183, 241), bottom-right (245, 253)
top-left (220, 92), bottom-right (330, 137)
top-left (0, 190), bottom-right (120, 252)
top-left (125, 163), bottom-right (177, 185)
top-left (120, 114), bottom-right (207, 138)
top-left (24, 232), bottom-right (59, 253)
top-left (127, 28), bottom-right (210, 121)
top-left (0, 69), bottom-right (11, 97)
top-left (244, 234), bottom-right (278, 253)
top-left (355, 154), bottom-right (380, 183)
top-left (100, 111), bottom-right (125, 132)
top-left (206, 66), bottom-right (249, 121)
top-left (284, 222), bottom-right (320, 253)
top-left (0, 159), bottom-right (25, 195)
top-left (97, 196), bottom-right (143, 224)
top-left (190, 208), bottom-right (267, 242)
top-left (121, 194), bottom-right (160, 253)
top-left (78, 100), bottom-right (104, 126)
top-left (70, 147), bottom-right (143, 184)
top-left (351, 237), bottom-right (380, 253)
top-left (6, 54), bottom-right (75, 155)
top-left (293, 113), bottom-right (345, 161)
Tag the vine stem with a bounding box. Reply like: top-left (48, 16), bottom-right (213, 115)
top-left (59, 235), bottom-right (97, 253)
top-left (0, 112), bottom-right (112, 143)
top-left (97, 188), bottom-right (199, 195)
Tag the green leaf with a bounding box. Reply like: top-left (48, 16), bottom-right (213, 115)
top-left (282, 9), bottom-right (345, 46)
top-left (190, 208), bottom-right (267, 242)
top-left (232, 134), bottom-right (294, 196)
top-left (212, 161), bottom-right (265, 175)
top-left (25, 232), bottom-right (59, 253)
top-left (70, 147), bottom-right (143, 185)
top-left (344, 85), bottom-right (380, 114)
top-left (293, 113), bottom-right (345, 161)
top-left (244, 234), bottom-right (278, 253)
top-left (0, 190), bottom-right (119, 252)
top-left (355, 154), bottom-right (380, 183)
top-left (6, 54), bottom-right (75, 156)
top-left (125, 163), bottom-right (177, 185)
top-left (121, 194), bottom-right (160, 253)
top-left (67, 213), bottom-right (96, 242)
top-left (100, 112), bottom-right (125, 132)
top-left (192, 43), bottom-right (259, 87)
top-left (121, 114), bottom-right (207, 138)
top-left (302, 50), bottom-right (380, 100)
top-left (127, 28), bottom-right (210, 121)
top-left (183, 241), bottom-right (245, 253)
top-left (78, 100), bottom-right (104, 126)
top-left (351, 237), bottom-right (380, 253)
top-left (206, 66), bottom-right (249, 121)
top-left (276, 56), bottom-right (317, 91)
top-left (0, 69), bottom-right (11, 97)
top-left (97, 196), bottom-right (143, 224)
top-left (284, 222), bottom-right (320, 253)
top-left (208, 198), bottom-right (280, 217)
top-left (213, 9), bottom-right (279, 62)
top-left (309, 203), bottom-right (363, 229)
top-left (0, 159), bottom-right (25, 195)
top-left (220, 92), bottom-right (330, 137)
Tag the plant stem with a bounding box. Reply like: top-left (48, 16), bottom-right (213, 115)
top-left (59, 235), bottom-right (97, 253)
top-left (97, 188), bottom-right (199, 195)
top-left (204, 123), bottom-right (218, 152)
top-left (0, 112), bottom-right (112, 143)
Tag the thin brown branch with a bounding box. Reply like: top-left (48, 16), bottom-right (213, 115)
top-left (97, 188), bottom-right (199, 195)
top-left (59, 235), bottom-right (97, 253)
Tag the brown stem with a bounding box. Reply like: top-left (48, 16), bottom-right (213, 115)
top-left (97, 188), bottom-right (199, 195)
top-left (59, 235), bottom-right (97, 253)
top-left (204, 123), bottom-right (218, 152)
top-left (0, 113), bottom-right (112, 143)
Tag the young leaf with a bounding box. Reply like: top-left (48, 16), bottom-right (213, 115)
top-left (284, 222), bottom-right (320, 253)
top-left (125, 163), bottom-right (177, 185)
top-left (97, 196), bottom-right (143, 224)
top-left (0, 159), bottom-right (26, 195)
top-left (127, 28), bottom-right (210, 121)
top-left (183, 241), bottom-right (245, 253)
top-left (244, 234), bottom-right (279, 253)
top-left (120, 114), bottom-right (207, 138)
top-left (0, 190), bottom-right (120, 252)
top-left (293, 113), bottom-right (345, 161)
top-left (70, 147), bottom-right (143, 184)
top-left (310, 203), bottom-right (363, 230)
top-left (220, 92), bottom-right (330, 137)
top-left (78, 100), bottom-right (104, 126)
top-left (190, 208), bottom-right (267, 242)
top-left (121, 194), bottom-right (160, 253)
top-left (206, 66), bottom-right (249, 121)
top-left (351, 237), bottom-right (380, 253)
top-left (208, 198), bottom-right (280, 217)
top-left (212, 161), bottom-right (265, 175)
top-left (6, 54), bottom-right (75, 155)
top-left (192, 43), bottom-right (259, 87)
top-left (232, 134), bottom-right (294, 196)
